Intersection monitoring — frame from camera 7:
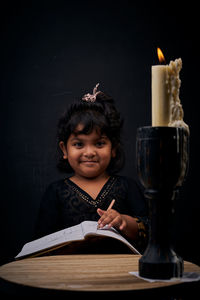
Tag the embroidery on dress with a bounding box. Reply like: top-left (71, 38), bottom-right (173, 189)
top-left (64, 177), bottom-right (117, 207)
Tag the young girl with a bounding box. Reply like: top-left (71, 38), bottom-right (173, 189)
top-left (34, 84), bottom-right (148, 253)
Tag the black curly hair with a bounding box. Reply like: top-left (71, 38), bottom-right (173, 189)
top-left (56, 91), bottom-right (125, 175)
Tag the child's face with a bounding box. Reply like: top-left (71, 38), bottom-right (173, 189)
top-left (59, 125), bottom-right (116, 179)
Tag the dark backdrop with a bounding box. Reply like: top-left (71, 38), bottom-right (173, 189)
top-left (1, 1), bottom-right (199, 265)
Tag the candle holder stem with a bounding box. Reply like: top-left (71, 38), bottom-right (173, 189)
top-left (139, 188), bottom-right (183, 279)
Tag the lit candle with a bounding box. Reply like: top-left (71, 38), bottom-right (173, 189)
top-left (152, 48), bottom-right (168, 126)
top-left (151, 48), bottom-right (189, 132)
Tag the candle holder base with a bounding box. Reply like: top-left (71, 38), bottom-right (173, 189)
top-left (139, 252), bottom-right (183, 280)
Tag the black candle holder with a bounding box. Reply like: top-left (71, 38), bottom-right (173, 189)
top-left (136, 126), bottom-right (189, 279)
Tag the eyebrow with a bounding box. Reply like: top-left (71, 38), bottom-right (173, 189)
top-left (70, 135), bottom-right (108, 142)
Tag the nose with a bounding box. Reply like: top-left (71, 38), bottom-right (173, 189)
top-left (83, 145), bottom-right (96, 158)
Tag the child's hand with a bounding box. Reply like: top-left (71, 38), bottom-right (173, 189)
top-left (97, 208), bottom-right (126, 231)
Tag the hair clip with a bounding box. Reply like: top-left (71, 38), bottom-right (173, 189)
top-left (82, 83), bottom-right (100, 102)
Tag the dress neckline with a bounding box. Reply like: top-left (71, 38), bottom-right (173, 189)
top-left (64, 176), bottom-right (117, 207)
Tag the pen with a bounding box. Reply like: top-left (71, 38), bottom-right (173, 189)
top-left (107, 199), bottom-right (115, 210)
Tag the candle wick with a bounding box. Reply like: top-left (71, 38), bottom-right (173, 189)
top-left (158, 58), bottom-right (166, 65)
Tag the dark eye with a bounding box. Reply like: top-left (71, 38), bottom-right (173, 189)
top-left (96, 141), bottom-right (106, 147)
top-left (73, 142), bottom-right (83, 148)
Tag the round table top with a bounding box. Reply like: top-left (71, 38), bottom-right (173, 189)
top-left (0, 254), bottom-right (199, 292)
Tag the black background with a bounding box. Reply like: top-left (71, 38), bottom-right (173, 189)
top-left (1, 1), bottom-right (199, 265)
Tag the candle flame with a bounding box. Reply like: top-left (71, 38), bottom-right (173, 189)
top-left (157, 47), bottom-right (166, 64)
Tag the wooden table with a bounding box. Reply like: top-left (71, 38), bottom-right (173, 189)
top-left (0, 254), bottom-right (199, 297)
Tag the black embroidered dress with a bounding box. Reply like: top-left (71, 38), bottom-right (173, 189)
top-left (34, 175), bottom-right (148, 253)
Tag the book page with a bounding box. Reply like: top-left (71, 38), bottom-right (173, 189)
top-left (15, 220), bottom-right (140, 259)
top-left (82, 221), bottom-right (140, 254)
top-left (15, 223), bottom-right (85, 259)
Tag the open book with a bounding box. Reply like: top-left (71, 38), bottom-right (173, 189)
top-left (15, 221), bottom-right (140, 259)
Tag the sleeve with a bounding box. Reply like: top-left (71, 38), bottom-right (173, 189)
top-left (33, 183), bottom-right (60, 239)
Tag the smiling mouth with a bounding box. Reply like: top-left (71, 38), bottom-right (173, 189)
top-left (80, 161), bottom-right (99, 165)
top-left (80, 161), bottom-right (98, 163)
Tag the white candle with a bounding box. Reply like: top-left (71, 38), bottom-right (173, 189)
top-left (152, 64), bottom-right (169, 126)
top-left (152, 48), bottom-right (189, 132)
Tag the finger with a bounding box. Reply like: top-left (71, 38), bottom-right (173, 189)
top-left (119, 219), bottom-right (126, 230)
top-left (98, 210), bottom-right (111, 222)
top-left (109, 216), bottom-right (124, 229)
top-left (98, 214), bottom-right (114, 228)
top-left (97, 210), bottom-right (108, 227)
top-left (97, 209), bottom-right (109, 223)
top-left (97, 208), bottom-right (105, 217)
